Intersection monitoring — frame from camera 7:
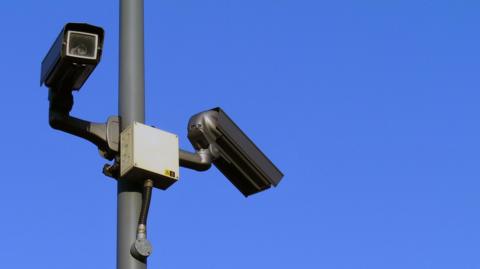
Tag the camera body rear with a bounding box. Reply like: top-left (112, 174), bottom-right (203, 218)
top-left (188, 108), bottom-right (283, 196)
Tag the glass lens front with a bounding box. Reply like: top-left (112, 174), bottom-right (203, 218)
top-left (67, 32), bottom-right (97, 59)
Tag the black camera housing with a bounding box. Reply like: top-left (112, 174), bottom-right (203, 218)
top-left (188, 108), bottom-right (283, 196)
top-left (41, 23), bottom-right (104, 91)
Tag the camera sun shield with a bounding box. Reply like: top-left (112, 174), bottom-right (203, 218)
top-left (41, 23), bottom-right (104, 91)
top-left (187, 108), bottom-right (283, 196)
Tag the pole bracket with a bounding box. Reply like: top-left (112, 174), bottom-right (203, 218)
top-left (48, 88), bottom-right (121, 161)
top-left (179, 148), bottom-right (213, 171)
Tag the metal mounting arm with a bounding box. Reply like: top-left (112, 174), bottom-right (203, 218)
top-left (179, 148), bottom-right (213, 171)
top-left (48, 88), bottom-right (120, 160)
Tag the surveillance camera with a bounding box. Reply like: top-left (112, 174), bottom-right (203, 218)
top-left (187, 108), bottom-right (283, 196)
top-left (40, 23), bottom-right (104, 91)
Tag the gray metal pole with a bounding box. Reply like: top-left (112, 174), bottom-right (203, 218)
top-left (118, 0), bottom-right (146, 269)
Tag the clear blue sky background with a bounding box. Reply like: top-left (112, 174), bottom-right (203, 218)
top-left (0, 0), bottom-right (479, 268)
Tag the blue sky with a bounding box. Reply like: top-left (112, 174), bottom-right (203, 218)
top-left (1, 0), bottom-right (480, 268)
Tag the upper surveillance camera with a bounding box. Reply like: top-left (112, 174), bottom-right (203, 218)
top-left (40, 23), bottom-right (104, 91)
top-left (187, 108), bottom-right (283, 196)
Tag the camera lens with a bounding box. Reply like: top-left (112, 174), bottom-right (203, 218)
top-left (67, 31), bottom-right (98, 59)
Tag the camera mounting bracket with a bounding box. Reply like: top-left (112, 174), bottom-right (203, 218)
top-left (48, 88), bottom-right (120, 161)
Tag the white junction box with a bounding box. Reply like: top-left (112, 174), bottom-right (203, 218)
top-left (120, 122), bottom-right (179, 190)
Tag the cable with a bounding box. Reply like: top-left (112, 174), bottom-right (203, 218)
top-left (131, 179), bottom-right (154, 260)
top-left (137, 179), bottom-right (153, 237)
top-left (130, 178), bottom-right (155, 260)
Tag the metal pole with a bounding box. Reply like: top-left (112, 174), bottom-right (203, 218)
top-left (118, 0), bottom-right (146, 269)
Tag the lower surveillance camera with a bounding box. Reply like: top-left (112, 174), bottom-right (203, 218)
top-left (40, 23), bottom-right (104, 92)
top-left (187, 108), bottom-right (283, 196)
